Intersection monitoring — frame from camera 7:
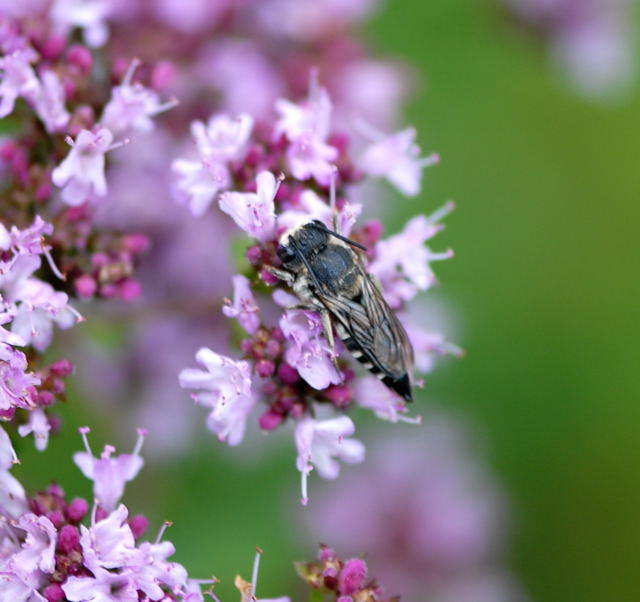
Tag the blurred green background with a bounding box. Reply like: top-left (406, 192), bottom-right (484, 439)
top-left (14, 1), bottom-right (640, 601)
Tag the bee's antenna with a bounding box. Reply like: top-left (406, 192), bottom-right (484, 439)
top-left (289, 237), bottom-right (325, 292)
top-left (312, 221), bottom-right (367, 252)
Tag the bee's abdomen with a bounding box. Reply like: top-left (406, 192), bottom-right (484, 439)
top-left (341, 334), bottom-right (413, 402)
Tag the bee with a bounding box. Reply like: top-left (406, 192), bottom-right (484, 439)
top-left (270, 219), bottom-right (414, 401)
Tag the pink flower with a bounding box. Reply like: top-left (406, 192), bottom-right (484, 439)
top-left (179, 348), bottom-right (255, 446)
top-left (368, 206), bottom-right (454, 308)
top-left (12, 513), bottom-right (57, 575)
top-left (307, 417), bottom-right (514, 600)
top-left (0, 426), bottom-right (27, 519)
top-left (8, 269), bottom-right (77, 352)
top-left (171, 157), bottom-right (231, 216)
top-left (352, 376), bottom-right (416, 423)
top-left (0, 344), bottom-right (40, 411)
top-left (279, 310), bottom-right (342, 390)
top-left (128, 540), bottom-right (188, 598)
top-left (192, 113), bottom-right (254, 163)
top-left (18, 408), bottom-right (50, 451)
top-left (275, 81), bottom-right (338, 185)
top-left (0, 49), bottom-right (40, 118)
top-left (50, 0), bottom-right (112, 48)
top-left (62, 567), bottom-right (137, 601)
top-left (78, 504), bottom-right (138, 571)
top-left (278, 189), bottom-right (361, 236)
top-left (295, 416), bottom-right (365, 505)
top-left (358, 125), bottom-right (439, 196)
top-left (52, 128), bottom-right (124, 206)
top-left (101, 60), bottom-right (177, 135)
top-left (32, 70), bottom-right (69, 133)
top-left (223, 274), bottom-right (261, 335)
top-left (73, 427), bottom-right (145, 511)
top-left (219, 171), bottom-right (279, 242)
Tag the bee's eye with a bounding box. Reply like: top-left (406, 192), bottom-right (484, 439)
top-left (277, 245), bottom-right (296, 264)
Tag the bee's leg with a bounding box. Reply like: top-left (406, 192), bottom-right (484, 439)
top-left (265, 265), bottom-right (294, 285)
top-left (320, 309), bottom-right (342, 378)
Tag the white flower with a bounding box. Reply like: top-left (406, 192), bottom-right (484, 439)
top-left (295, 416), bottom-right (365, 505)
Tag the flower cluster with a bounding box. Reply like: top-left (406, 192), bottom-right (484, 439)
top-left (0, 215), bottom-right (79, 449)
top-left (176, 79), bottom-right (462, 502)
top-left (0, 425), bottom-right (212, 601)
top-left (502, 0), bottom-right (636, 99)
top-left (295, 545), bottom-right (399, 602)
top-left (0, 424), bottom-right (297, 601)
top-left (306, 417), bottom-right (528, 602)
top-left (0, 8), bottom-right (177, 448)
top-left (3, 0), bottom-right (418, 458)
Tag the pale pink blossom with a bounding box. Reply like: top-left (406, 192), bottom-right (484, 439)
top-left (279, 310), bottom-right (342, 390)
top-left (0, 425), bottom-right (27, 519)
top-left (0, 344), bottom-right (40, 411)
top-left (32, 70), bottom-right (69, 133)
top-left (101, 60), bottom-right (177, 135)
top-left (50, 0), bottom-right (112, 47)
top-left (18, 408), bottom-right (50, 451)
top-left (368, 205), bottom-right (454, 308)
top-left (191, 113), bottom-right (254, 163)
top-left (219, 171), bottom-right (279, 242)
top-left (179, 348), bottom-right (255, 446)
top-left (0, 49), bottom-right (40, 118)
top-left (73, 427), bottom-right (145, 511)
top-left (52, 128), bottom-right (123, 206)
top-left (275, 81), bottom-right (338, 185)
top-left (295, 416), bottom-right (365, 505)
top-left (352, 376), bottom-right (416, 423)
top-left (78, 504), bottom-right (137, 571)
top-left (171, 157), bottom-right (231, 217)
top-left (12, 513), bottom-right (57, 575)
top-left (278, 189), bottom-right (362, 236)
top-left (255, 0), bottom-right (378, 41)
top-left (222, 274), bottom-right (260, 335)
top-left (358, 125), bottom-right (439, 196)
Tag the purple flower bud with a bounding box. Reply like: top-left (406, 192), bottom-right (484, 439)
top-left (41, 36), bottom-right (66, 61)
top-left (259, 409), bottom-right (284, 431)
top-left (44, 583), bottom-right (66, 602)
top-left (151, 60), bottom-right (175, 91)
top-left (118, 279), bottom-right (142, 301)
top-left (121, 233), bottom-right (151, 254)
top-left (38, 390), bottom-right (56, 407)
top-left (67, 45), bottom-right (93, 74)
top-left (265, 339), bottom-right (282, 358)
top-left (47, 509), bottom-right (64, 528)
top-left (319, 546), bottom-right (335, 562)
top-left (338, 558), bottom-right (367, 595)
top-left (74, 274), bottom-right (97, 299)
top-left (48, 483), bottom-right (65, 498)
top-left (246, 245), bottom-right (262, 265)
top-left (129, 514), bottom-right (149, 539)
top-left (49, 360), bottom-right (74, 378)
top-left (67, 497), bottom-right (89, 522)
top-left (50, 378), bottom-right (66, 395)
top-left (58, 524), bottom-right (81, 553)
top-left (256, 359), bottom-right (275, 378)
top-left (260, 267), bottom-right (280, 286)
top-left (278, 363), bottom-right (300, 385)
top-left (324, 385), bottom-right (352, 408)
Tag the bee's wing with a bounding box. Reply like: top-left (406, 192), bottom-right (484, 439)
top-left (319, 262), bottom-right (414, 380)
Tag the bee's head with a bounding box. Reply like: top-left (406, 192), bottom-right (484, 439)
top-left (277, 220), bottom-right (329, 266)
top-left (276, 241), bottom-right (299, 266)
